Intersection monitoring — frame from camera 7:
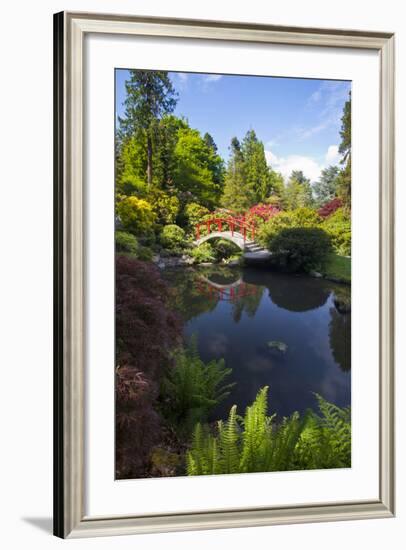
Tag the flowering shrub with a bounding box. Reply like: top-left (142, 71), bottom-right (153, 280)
top-left (318, 198), bottom-right (343, 218)
top-left (247, 203), bottom-right (280, 223)
top-left (116, 196), bottom-right (156, 236)
top-left (115, 255), bottom-right (183, 478)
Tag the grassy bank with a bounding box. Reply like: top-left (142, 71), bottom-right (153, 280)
top-left (322, 254), bottom-right (351, 283)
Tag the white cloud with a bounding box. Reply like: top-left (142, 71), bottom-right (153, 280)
top-left (265, 150), bottom-right (323, 183)
top-left (265, 143), bottom-right (344, 183)
top-left (325, 144), bottom-right (341, 165)
top-left (308, 89), bottom-right (322, 103)
top-left (171, 72), bottom-right (189, 91)
top-left (200, 74), bottom-right (223, 91)
top-left (203, 74), bottom-right (222, 82)
top-left (296, 121), bottom-right (329, 140)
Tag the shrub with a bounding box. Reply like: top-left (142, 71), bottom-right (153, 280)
top-left (183, 202), bottom-right (210, 229)
top-left (160, 224), bottom-right (186, 250)
top-left (115, 231), bottom-right (138, 255)
top-left (136, 246), bottom-right (154, 261)
top-left (115, 256), bottom-right (183, 478)
top-left (211, 238), bottom-right (241, 261)
top-left (256, 207), bottom-right (322, 248)
top-left (318, 197), bottom-right (343, 218)
top-left (116, 196), bottom-right (156, 236)
top-left (148, 189), bottom-right (180, 225)
top-left (322, 207), bottom-right (351, 256)
top-left (186, 387), bottom-right (351, 476)
top-left (247, 203), bottom-right (280, 223)
top-left (161, 338), bottom-right (235, 435)
top-left (190, 242), bottom-right (216, 264)
top-left (268, 227), bottom-right (332, 273)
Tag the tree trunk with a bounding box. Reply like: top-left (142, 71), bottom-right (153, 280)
top-left (147, 133), bottom-right (153, 185)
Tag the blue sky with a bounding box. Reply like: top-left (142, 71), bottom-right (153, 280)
top-left (115, 70), bottom-right (351, 183)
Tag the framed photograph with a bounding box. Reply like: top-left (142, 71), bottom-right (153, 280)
top-left (54, 11), bottom-right (395, 538)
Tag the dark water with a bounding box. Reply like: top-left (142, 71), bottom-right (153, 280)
top-left (164, 265), bottom-right (351, 420)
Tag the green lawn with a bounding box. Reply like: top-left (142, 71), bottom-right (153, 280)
top-left (322, 254), bottom-right (351, 283)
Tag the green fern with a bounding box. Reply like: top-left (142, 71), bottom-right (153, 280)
top-left (186, 387), bottom-right (351, 476)
top-left (219, 406), bottom-right (240, 473)
top-left (161, 337), bottom-right (235, 435)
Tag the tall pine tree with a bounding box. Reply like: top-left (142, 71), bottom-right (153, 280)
top-left (241, 129), bottom-right (272, 202)
top-left (118, 70), bottom-right (178, 185)
top-left (336, 91), bottom-right (351, 207)
top-left (222, 137), bottom-right (254, 211)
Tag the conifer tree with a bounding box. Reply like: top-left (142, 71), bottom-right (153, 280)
top-left (118, 70), bottom-right (178, 185)
top-left (222, 137), bottom-right (255, 211)
top-left (241, 129), bottom-right (272, 202)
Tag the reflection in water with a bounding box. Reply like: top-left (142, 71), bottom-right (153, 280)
top-left (329, 307), bottom-right (351, 372)
top-left (163, 265), bottom-right (351, 419)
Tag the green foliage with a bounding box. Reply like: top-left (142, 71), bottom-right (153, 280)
top-left (115, 231), bottom-right (139, 255)
top-left (313, 165), bottom-right (340, 206)
top-left (339, 92), bottom-right (351, 161)
top-left (211, 239), bottom-right (242, 261)
top-left (241, 129), bottom-right (272, 202)
top-left (283, 170), bottom-right (313, 209)
top-left (136, 245), bottom-right (154, 261)
top-left (116, 196), bottom-right (156, 236)
top-left (256, 207), bottom-right (322, 248)
top-left (337, 91), bottom-right (351, 207)
top-left (173, 127), bottom-right (224, 209)
top-left (222, 132), bottom-right (284, 211)
top-left (336, 158), bottom-right (351, 208)
top-left (153, 115), bottom-right (188, 188)
top-left (222, 137), bottom-right (253, 211)
top-left (160, 224), bottom-right (186, 250)
top-left (190, 242), bottom-right (216, 264)
top-left (295, 394), bottom-right (351, 469)
top-left (322, 207), bottom-right (351, 256)
top-left (118, 70), bottom-right (178, 185)
top-left (161, 339), bottom-right (235, 435)
top-left (148, 189), bottom-right (180, 225)
top-left (186, 387), bottom-right (351, 476)
top-left (183, 202), bottom-right (210, 230)
top-left (268, 227), bottom-right (332, 273)
top-left (116, 135), bottom-right (148, 196)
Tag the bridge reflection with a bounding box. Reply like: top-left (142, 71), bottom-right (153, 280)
top-left (195, 270), bottom-right (260, 303)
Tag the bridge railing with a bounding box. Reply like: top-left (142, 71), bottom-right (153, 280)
top-left (195, 215), bottom-right (256, 242)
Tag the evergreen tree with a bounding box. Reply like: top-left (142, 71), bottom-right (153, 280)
top-left (203, 132), bottom-right (218, 153)
top-left (241, 130), bottom-right (271, 202)
top-left (222, 137), bottom-right (254, 211)
top-left (154, 115), bottom-right (187, 189)
top-left (313, 165), bottom-right (340, 206)
top-left (337, 92), bottom-right (351, 207)
top-left (118, 70), bottom-right (178, 185)
top-left (283, 170), bottom-right (313, 209)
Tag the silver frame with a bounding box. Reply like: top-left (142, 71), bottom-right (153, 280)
top-left (53, 11), bottom-right (395, 538)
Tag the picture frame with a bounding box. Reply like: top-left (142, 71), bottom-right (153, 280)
top-left (53, 11), bottom-right (395, 538)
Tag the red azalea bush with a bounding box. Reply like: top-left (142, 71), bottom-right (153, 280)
top-left (318, 197), bottom-right (343, 219)
top-left (115, 255), bottom-right (183, 478)
top-left (247, 203), bottom-right (280, 223)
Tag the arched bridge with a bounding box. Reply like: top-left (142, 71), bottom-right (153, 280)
top-left (193, 214), bottom-right (271, 261)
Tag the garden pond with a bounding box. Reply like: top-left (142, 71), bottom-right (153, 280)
top-left (163, 265), bottom-right (351, 421)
